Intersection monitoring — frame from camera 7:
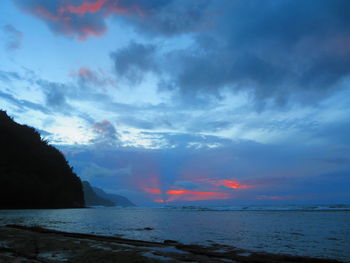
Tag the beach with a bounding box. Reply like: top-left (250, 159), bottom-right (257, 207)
top-left (0, 224), bottom-right (345, 263)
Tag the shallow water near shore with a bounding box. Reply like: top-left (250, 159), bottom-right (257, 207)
top-left (0, 206), bottom-right (349, 262)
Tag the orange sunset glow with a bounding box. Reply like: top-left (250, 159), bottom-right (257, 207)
top-left (166, 190), bottom-right (229, 196)
top-left (145, 188), bottom-right (161, 194)
top-left (63, 0), bottom-right (105, 15)
top-left (136, 177), bottom-right (252, 203)
top-left (196, 178), bottom-right (251, 189)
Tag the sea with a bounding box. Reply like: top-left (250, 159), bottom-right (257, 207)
top-left (0, 205), bottom-right (349, 262)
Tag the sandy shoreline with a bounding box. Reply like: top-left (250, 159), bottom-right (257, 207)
top-left (0, 225), bottom-right (345, 263)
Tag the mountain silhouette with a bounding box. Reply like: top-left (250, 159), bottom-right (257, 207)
top-left (0, 110), bottom-right (85, 209)
top-left (92, 185), bottom-right (135, 207)
top-left (83, 181), bottom-right (135, 207)
top-left (82, 181), bottom-right (115, 207)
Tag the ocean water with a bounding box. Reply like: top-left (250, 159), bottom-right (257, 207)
top-left (0, 205), bottom-right (349, 262)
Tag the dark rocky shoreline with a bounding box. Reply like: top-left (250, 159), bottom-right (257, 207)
top-left (0, 225), bottom-right (345, 263)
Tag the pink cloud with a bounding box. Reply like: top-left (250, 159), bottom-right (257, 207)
top-left (18, 0), bottom-right (142, 41)
top-left (144, 188), bottom-right (161, 194)
top-left (196, 178), bottom-right (252, 189)
top-left (71, 67), bottom-right (117, 88)
top-left (62, 0), bottom-right (106, 15)
top-left (166, 190), bottom-right (229, 196)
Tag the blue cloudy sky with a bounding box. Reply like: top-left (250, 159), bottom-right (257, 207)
top-left (1, 0), bottom-right (349, 205)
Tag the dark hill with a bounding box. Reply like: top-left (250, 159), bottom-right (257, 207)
top-left (0, 110), bottom-right (85, 209)
top-left (82, 181), bottom-right (114, 207)
top-left (92, 186), bottom-right (135, 207)
top-left (82, 181), bottom-right (135, 207)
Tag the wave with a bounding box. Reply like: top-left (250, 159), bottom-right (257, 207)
top-left (161, 204), bottom-right (350, 211)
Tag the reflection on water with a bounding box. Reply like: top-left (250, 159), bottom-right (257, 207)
top-left (0, 207), bottom-right (349, 262)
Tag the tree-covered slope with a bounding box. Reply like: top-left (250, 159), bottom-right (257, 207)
top-left (92, 186), bottom-right (135, 207)
top-left (0, 110), bottom-right (85, 209)
top-left (82, 181), bottom-right (115, 207)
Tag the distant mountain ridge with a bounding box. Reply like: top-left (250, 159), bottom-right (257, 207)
top-left (92, 186), bottom-right (135, 207)
top-left (0, 110), bottom-right (85, 209)
top-left (82, 181), bottom-right (135, 207)
top-left (82, 181), bottom-right (114, 207)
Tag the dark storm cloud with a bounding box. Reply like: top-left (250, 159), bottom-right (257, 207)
top-left (119, 0), bottom-right (210, 36)
top-left (108, 0), bottom-right (350, 108)
top-left (15, 0), bottom-right (350, 106)
top-left (111, 42), bottom-right (158, 84)
top-left (2, 24), bottom-right (23, 50)
top-left (163, 0), bottom-right (350, 107)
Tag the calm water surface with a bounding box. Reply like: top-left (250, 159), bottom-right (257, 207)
top-left (0, 207), bottom-right (349, 262)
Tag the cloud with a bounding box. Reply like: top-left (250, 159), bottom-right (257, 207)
top-left (0, 69), bottom-right (101, 127)
top-left (0, 90), bottom-right (50, 114)
top-left (79, 162), bottom-right (130, 179)
top-left (14, 0), bottom-right (350, 108)
top-left (36, 80), bottom-right (75, 115)
top-left (2, 24), bottom-right (23, 50)
top-left (16, 0), bottom-right (350, 109)
top-left (71, 67), bottom-right (116, 88)
top-left (0, 70), bottom-right (21, 82)
top-left (13, 0), bottom-right (169, 41)
top-left (43, 82), bottom-right (68, 108)
top-left (15, 0), bottom-right (210, 40)
top-left (58, 128), bottom-right (350, 205)
top-left (144, 188), bottom-right (161, 194)
top-left (111, 42), bottom-right (158, 84)
top-left (196, 178), bottom-right (251, 190)
top-left (161, 0), bottom-right (350, 108)
top-left (316, 119), bottom-right (350, 146)
top-left (91, 119), bottom-right (120, 146)
top-left (118, 0), bottom-right (211, 36)
top-left (138, 132), bottom-right (230, 149)
top-left (15, 0), bottom-right (106, 41)
top-left (104, 0), bottom-right (350, 109)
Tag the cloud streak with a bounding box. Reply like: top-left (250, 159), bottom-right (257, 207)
top-left (2, 24), bottom-right (23, 50)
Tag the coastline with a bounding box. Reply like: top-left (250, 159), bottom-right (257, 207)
top-left (0, 225), bottom-right (345, 263)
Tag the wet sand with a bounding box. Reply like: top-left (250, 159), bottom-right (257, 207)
top-left (0, 225), bottom-right (345, 263)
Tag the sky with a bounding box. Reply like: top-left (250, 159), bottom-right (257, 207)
top-left (1, 0), bottom-right (350, 206)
